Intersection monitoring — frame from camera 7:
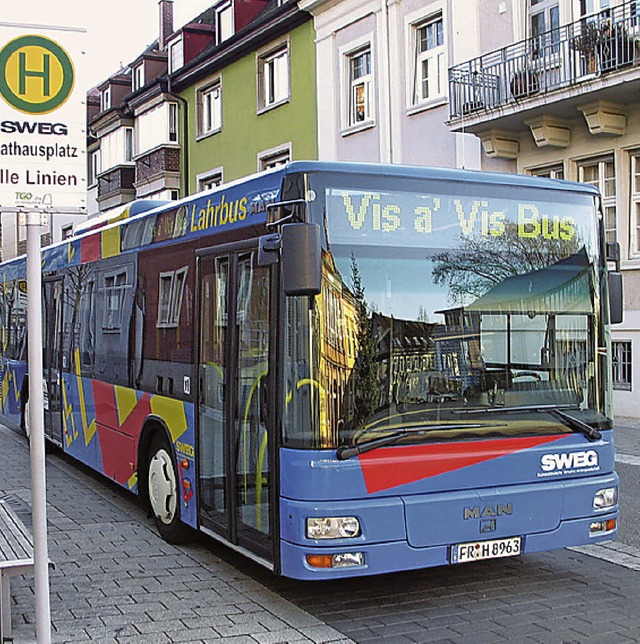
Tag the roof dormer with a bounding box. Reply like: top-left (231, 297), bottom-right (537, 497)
top-left (129, 49), bottom-right (168, 92)
top-left (96, 72), bottom-right (131, 114)
top-left (213, 0), bottom-right (269, 45)
top-left (166, 21), bottom-right (214, 72)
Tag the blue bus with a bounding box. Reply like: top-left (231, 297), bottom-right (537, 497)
top-left (0, 161), bottom-right (621, 579)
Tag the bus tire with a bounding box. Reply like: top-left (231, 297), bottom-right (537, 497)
top-left (147, 433), bottom-right (190, 544)
top-left (20, 375), bottom-right (30, 442)
top-left (21, 400), bottom-right (31, 442)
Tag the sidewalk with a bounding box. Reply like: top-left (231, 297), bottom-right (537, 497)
top-left (0, 422), bottom-right (350, 643)
top-left (613, 415), bottom-right (640, 459)
top-left (2, 415), bottom-right (639, 643)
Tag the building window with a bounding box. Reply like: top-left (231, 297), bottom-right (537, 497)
top-left (124, 127), bottom-right (133, 162)
top-left (158, 267), bottom-right (188, 327)
top-left (348, 47), bottom-right (372, 125)
top-left (100, 87), bottom-right (111, 111)
top-left (88, 150), bottom-right (100, 186)
top-left (530, 0), bottom-right (560, 56)
top-left (61, 225), bottom-right (73, 240)
top-left (530, 164), bottom-right (564, 180)
top-left (258, 146), bottom-right (290, 171)
top-left (168, 38), bottom-right (183, 73)
top-left (132, 64), bottom-right (144, 91)
top-left (258, 45), bottom-right (289, 111)
top-left (198, 82), bottom-right (222, 136)
top-left (612, 340), bottom-right (632, 390)
top-left (216, 1), bottom-right (234, 44)
top-left (103, 271), bottom-right (128, 331)
top-left (169, 103), bottom-right (178, 142)
top-left (579, 157), bottom-right (616, 242)
top-left (198, 169), bottom-right (223, 191)
top-left (580, 0), bottom-right (611, 19)
top-left (136, 104), bottom-right (177, 155)
top-left (413, 15), bottom-right (445, 104)
top-left (630, 153), bottom-right (640, 256)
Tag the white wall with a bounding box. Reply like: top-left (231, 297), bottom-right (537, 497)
top-left (305, 0), bottom-right (505, 171)
top-left (612, 310), bottom-right (640, 418)
top-left (136, 103), bottom-right (172, 155)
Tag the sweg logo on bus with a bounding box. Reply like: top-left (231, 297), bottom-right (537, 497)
top-left (540, 450), bottom-right (599, 473)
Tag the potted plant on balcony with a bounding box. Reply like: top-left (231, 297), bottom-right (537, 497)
top-left (570, 21), bottom-right (603, 73)
top-left (510, 67), bottom-right (540, 99)
top-left (600, 21), bottom-right (635, 71)
top-left (570, 20), bottom-right (635, 73)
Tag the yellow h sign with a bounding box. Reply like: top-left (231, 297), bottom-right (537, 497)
top-left (0, 34), bottom-right (74, 114)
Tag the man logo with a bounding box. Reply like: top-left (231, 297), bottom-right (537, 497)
top-left (0, 35), bottom-right (74, 114)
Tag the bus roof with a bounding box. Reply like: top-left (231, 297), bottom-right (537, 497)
top-left (282, 161), bottom-right (600, 196)
top-left (0, 161), bottom-right (600, 280)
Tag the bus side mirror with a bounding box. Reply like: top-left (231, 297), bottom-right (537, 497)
top-left (606, 241), bottom-right (620, 267)
top-left (609, 271), bottom-right (623, 324)
top-left (282, 223), bottom-right (322, 297)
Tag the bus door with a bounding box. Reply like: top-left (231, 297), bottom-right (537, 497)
top-left (43, 277), bottom-right (64, 445)
top-left (197, 243), bottom-right (275, 562)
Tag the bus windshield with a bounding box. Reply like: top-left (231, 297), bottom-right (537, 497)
top-left (281, 171), bottom-right (611, 450)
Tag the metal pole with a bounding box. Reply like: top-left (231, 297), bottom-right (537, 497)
top-left (26, 210), bottom-right (52, 644)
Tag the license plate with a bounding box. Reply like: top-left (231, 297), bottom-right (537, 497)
top-left (451, 536), bottom-right (521, 563)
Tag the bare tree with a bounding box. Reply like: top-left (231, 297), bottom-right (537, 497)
top-left (432, 222), bottom-right (582, 303)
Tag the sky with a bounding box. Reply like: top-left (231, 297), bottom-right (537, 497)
top-left (2, 0), bottom-right (215, 88)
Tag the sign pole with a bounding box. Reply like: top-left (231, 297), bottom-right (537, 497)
top-left (26, 210), bottom-right (52, 644)
top-left (0, 21), bottom-right (85, 641)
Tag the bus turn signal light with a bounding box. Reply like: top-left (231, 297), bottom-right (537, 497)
top-left (306, 555), bottom-right (333, 568)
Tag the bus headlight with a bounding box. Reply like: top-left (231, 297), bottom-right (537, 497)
top-left (306, 517), bottom-right (361, 539)
top-left (593, 487), bottom-right (617, 509)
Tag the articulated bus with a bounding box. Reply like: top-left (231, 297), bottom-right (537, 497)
top-left (0, 161), bottom-right (622, 579)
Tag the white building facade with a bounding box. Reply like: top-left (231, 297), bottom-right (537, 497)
top-left (300, 0), bottom-right (640, 418)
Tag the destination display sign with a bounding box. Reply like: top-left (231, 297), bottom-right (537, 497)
top-left (325, 187), bottom-right (596, 250)
top-left (0, 23), bottom-right (86, 212)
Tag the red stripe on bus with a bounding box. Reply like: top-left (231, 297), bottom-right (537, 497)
top-left (358, 434), bottom-right (568, 494)
top-left (81, 234), bottom-right (101, 263)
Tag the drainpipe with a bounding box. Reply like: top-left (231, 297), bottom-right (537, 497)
top-left (379, 0), bottom-right (393, 163)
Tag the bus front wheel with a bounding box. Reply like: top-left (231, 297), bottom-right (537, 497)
top-left (147, 433), bottom-right (189, 544)
top-left (21, 400), bottom-right (31, 442)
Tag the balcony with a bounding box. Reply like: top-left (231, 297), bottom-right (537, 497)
top-left (448, 1), bottom-right (640, 145)
top-left (135, 147), bottom-right (180, 184)
top-left (96, 166), bottom-right (136, 210)
top-left (134, 146), bottom-right (181, 197)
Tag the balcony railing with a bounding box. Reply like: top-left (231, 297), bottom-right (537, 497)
top-left (97, 166), bottom-right (135, 200)
top-left (449, 1), bottom-right (640, 120)
top-left (135, 147), bottom-right (180, 184)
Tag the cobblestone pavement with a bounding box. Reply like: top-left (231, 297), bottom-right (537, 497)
top-left (2, 417), bottom-right (640, 643)
top-left (260, 416), bottom-right (640, 643)
top-left (0, 422), bottom-right (350, 643)
top-left (613, 417), bottom-right (640, 460)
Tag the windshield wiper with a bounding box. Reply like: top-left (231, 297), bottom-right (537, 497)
top-left (336, 423), bottom-right (485, 460)
top-left (454, 403), bottom-right (602, 442)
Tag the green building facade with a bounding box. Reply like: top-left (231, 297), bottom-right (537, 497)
top-left (173, 11), bottom-right (317, 194)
